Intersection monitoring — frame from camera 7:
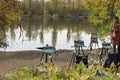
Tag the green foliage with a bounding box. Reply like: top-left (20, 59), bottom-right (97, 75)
top-left (98, 20), bottom-right (111, 38)
top-left (116, 10), bottom-right (120, 18)
top-left (83, 0), bottom-right (120, 38)
top-left (5, 62), bottom-right (120, 80)
top-left (5, 67), bottom-right (33, 80)
top-left (84, 0), bottom-right (110, 25)
top-left (84, 0), bottom-right (120, 25)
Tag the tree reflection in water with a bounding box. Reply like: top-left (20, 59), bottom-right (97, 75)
top-left (0, 17), bottom-right (105, 51)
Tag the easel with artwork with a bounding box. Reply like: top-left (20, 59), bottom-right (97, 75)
top-left (68, 40), bottom-right (88, 69)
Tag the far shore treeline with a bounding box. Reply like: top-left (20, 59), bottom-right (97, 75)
top-left (0, 0), bottom-right (120, 37)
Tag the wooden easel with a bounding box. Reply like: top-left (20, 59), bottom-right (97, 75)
top-left (36, 45), bottom-right (55, 64)
top-left (89, 33), bottom-right (99, 50)
top-left (99, 42), bottom-right (112, 62)
top-left (68, 46), bottom-right (85, 68)
top-left (68, 40), bottom-right (88, 69)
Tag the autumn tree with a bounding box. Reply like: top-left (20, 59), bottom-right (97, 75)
top-left (84, 0), bottom-right (120, 25)
top-left (0, 0), bottom-right (23, 26)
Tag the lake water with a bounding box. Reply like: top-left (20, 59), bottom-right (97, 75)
top-left (0, 16), bottom-right (106, 51)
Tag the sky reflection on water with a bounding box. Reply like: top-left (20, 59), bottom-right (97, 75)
top-left (0, 17), bottom-right (105, 51)
top-left (0, 29), bottom-right (102, 51)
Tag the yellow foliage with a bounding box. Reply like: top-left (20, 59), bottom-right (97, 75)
top-left (80, 75), bottom-right (90, 80)
top-left (84, 0), bottom-right (114, 25)
top-left (51, 0), bottom-right (58, 3)
top-left (0, 0), bottom-right (23, 26)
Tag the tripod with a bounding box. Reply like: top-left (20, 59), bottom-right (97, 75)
top-left (68, 46), bottom-right (88, 69)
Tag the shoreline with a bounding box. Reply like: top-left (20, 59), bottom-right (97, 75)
top-left (0, 48), bottom-right (107, 80)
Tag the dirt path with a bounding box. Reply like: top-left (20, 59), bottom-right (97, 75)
top-left (0, 49), bottom-right (101, 79)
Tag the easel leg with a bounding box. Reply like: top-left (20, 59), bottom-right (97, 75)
top-left (81, 47), bottom-right (85, 56)
top-left (78, 47), bottom-right (80, 54)
top-left (40, 54), bottom-right (44, 62)
top-left (49, 54), bottom-right (53, 63)
top-left (40, 54), bottom-right (53, 64)
top-left (45, 54), bottom-right (48, 63)
top-left (99, 48), bottom-right (103, 62)
top-left (90, 42), bottom-right (93, 50)
top-left (97, 42), bottom-right (99, 48)
top-left (68, 54), bottom-right (76, 69)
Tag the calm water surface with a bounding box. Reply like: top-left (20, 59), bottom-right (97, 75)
top-left (0, 16), bottom-right (105, 51)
